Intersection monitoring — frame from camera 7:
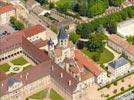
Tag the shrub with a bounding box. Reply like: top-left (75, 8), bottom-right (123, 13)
top-left (113, 89), bottom-right (117, 94)
top-left (121, 87), bottom-right (124, 91)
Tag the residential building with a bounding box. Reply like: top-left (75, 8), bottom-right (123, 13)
top-left (108, 34), bottom-right (134, 61)
top-left (108, 57), bottom-right (130, 77)
top-left (0, 2), bottom-right (16, 25)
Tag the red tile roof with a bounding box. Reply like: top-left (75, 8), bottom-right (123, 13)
top-left (22, 38), bottom-right (49, 63)
top-left (75, 50), bottom-right (102, 77)
top-left (33, 39), bottom-right (48, 48)
top-left (22, 24), bottom-right (46, 37)
top-left (55, 48), bottom-right (62, 57)
top-left (109, 34), bottom-right (129, 49)
top-left (51, 62), bottom-right (79, 93)
top-left (0, 32), bottom-right (23, 53)
top-left (126, 45), bottom-right (134, 55)
top-left (0, 4), bottom-right (14, 14)
top-left (109, 34), bottom-right (134, 55)
top-left (0, 70), bottom-right (7, 82)
top-left (0, 60), bottom-right (79, 96)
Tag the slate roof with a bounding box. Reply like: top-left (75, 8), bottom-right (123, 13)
top-left (48, 38), bottom-right (54, 46)
top-left (8, 78), bottom-right (20, 87)
top-left (58, 25), bottom-right (68, 39)
top-left (108, 57), bottom-right (129, 69)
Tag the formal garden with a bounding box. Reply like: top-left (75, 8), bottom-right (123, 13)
top-left (27, 88), bottom-right (64, 100)
top-left (0, 57), bottom-right (32, 76)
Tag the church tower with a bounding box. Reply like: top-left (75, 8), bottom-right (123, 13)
top-left (57, 25), bottom-right (68, 48)
top-left (48, 38), bottom-right (54, 58)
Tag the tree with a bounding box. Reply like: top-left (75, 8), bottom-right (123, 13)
top-left (113, 81), bottom-right (117, 86)
top-left (88, 1), bottom-right (107, 17)
top-left (36, 0), bottom-right (48, 5)
top-left (127, 7), bottom-right (134, 18)
top-left (127, 36), bottom-right (134, 45)
top-left (109, 0), bottom-right (125, 6)
top-left (69, 32), bottom-right (80, 44)
top-left (77, 41), bottom-right (84, 49)
top-left (56, 2), bottom-right (69, 13)
top-left (87, 34), bottom-right (104, 52)
top-left (92, 52), bottom-right (100, 62)
top-left (107, 21), bottom-right (117, 34)
top-left (120, 87), bottom-right (124, 91)
top-left (120, 10), bottom-right (128, 20)
top-left (73, 3), bottom-right (80, 12)
top-left (113, 89), bottom-right (117, 94)
top-left (49, 3), bottom-right (55, 9)
top-left (10, 17), bottom-right (24, 30)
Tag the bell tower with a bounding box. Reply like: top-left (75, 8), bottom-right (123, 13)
top-left (57, 25), bottom-right (68, 48)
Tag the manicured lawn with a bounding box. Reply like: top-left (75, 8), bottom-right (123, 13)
top-left (50, 89), bottom-right (64, 100)
top-left (56, 0), bottom-right (73, 4)
top-left (82, 48), bottom-right (114, 64)
top-left (29, 90), bottom-right (48, 99)
top-left (99, 48), bottom-right (114, 64)
top-left (0, 63), bottom-right (10, 72)
top-left (11, 57), bottom-right (28, 65)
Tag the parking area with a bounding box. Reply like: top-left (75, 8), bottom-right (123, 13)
top-left (0, 24), bottom-right (16, 37)
top-left (115, 90), bottom-right (134, 100)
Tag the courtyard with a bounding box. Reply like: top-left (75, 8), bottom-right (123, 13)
top-left (27, 88), bottom-right (64, 100)
top-left (0, 56), bottom-right (34, 76)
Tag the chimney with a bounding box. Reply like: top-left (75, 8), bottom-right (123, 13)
top-left (51, 65), bottom-right (54, 71)
top-left (68, 80), bottom-right (71, 86)
top-left (1, 83), bottom-right (3, 87)
top-left (20, 75), bottom-right (22, 78)
top-left (60, 73), bottom-right (63, 78)
top-left (26, 72), bottom-right (29, 80)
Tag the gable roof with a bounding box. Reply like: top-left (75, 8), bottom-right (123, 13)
top-left (109, 34), bottom-right (134, 55)
top-left (75, 50), bottom-right (102, 77)
top-left (22, 24), bottom-right (46, 37)
top-left (0, 4), bottom-right (14, 14)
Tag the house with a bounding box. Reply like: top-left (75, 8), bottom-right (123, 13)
top-left (33, 6), bottom-right (50, 16)
top-left (26, 0), bottom-right (40, 11)
top-left (108, 34), bottom-right (134, 61)
top-left (108, 57), bottom-right (130, 77)
top-left (0, 2), bottom-right (16, 25)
